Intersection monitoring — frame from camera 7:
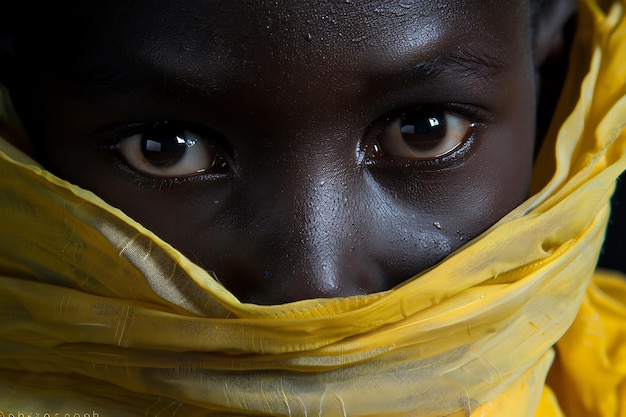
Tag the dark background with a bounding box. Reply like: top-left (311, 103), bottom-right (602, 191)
top-left (598, 174), bottom-right (626, 274)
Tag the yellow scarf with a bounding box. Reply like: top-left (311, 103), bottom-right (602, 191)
top-left (0, 0), bottom-right (625, 415)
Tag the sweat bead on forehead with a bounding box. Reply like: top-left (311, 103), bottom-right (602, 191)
top-left (9, 0), bottom-right (539, 304)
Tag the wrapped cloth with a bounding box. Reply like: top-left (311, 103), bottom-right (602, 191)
top-left (0, 0), bottom-right (625, 415)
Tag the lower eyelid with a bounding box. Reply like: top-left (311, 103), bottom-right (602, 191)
top-left (432, 127), bottom-right (479, 166)
top-left (109, 153), bottom-right (230, 189)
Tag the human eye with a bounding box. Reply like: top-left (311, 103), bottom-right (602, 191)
top-left (113, 121), bottom-right (227, 179)
top-left (373, 108), bottom-right (474, 160)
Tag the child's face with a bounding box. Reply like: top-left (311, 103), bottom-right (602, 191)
top-left (17, 0), bottom-right (537, 304)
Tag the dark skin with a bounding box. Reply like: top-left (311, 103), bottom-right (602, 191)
top-left (3, 0), bottom-right (576, 304)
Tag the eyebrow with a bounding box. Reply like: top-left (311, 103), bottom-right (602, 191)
top-left (56, 57), bottom-right (224, 103)
top-left (58, 45), bottom-right (508, 103)
top-left (398, 46), bottom-right (509, 82)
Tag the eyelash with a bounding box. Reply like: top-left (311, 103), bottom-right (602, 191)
top-left (370, 103), bottom-right (490, 136)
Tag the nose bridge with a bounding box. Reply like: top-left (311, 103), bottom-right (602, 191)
top-left (230, 152), bottom-right (382, 303)
top-left (286, 164), bottom-right (354, 295)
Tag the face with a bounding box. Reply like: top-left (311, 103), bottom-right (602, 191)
top-left (11, 0), bottom-right (537, 304)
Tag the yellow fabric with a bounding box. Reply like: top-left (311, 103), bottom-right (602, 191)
top-left (0, 0), bottom-right (625, 415)
top-left (544, 270), bottom-right (626, 417)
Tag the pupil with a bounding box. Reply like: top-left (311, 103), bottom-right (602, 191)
top-left (141, 124), bottom-right (189, 167)
top-left (400, 112), bottom-right (447, 150)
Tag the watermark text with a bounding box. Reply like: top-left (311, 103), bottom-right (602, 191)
top-left (0, 412), bottom-right (99, 417)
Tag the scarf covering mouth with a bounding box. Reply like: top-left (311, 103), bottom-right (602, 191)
top-left (0, 0), bottom-right (625, 415)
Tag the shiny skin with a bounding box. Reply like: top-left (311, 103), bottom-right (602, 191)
top-left (10, 0), bottom-right (538, 304)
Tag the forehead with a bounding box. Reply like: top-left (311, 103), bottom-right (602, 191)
top-left (34, 0), bottom-right (531, 85)
top-left (90, 1), bottom-right (528, 48)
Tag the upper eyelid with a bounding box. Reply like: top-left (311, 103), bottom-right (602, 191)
top-left (371, 103), bottom-right (492, 135)
top-left (90, 121), bottom-right (228, 149)
top-left (90, 122), bottom-right (147, 147)
top-left (88, 105), bottom-right (488, 148)
top-left (403, 103), bottom-right (492, 123)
